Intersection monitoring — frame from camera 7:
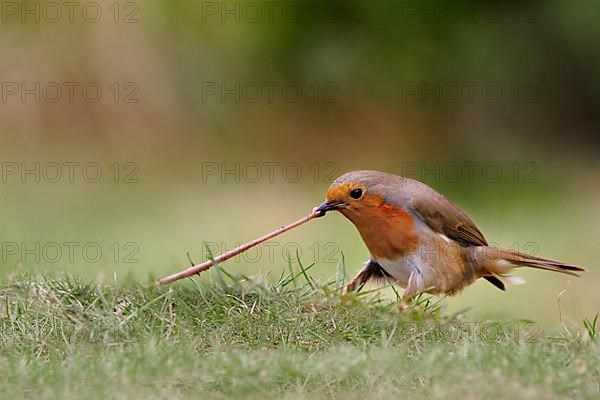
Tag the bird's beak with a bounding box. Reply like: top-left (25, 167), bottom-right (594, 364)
top-left (313, 200), bottom-right (347, 216)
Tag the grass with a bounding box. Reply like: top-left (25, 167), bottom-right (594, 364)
top-left (0, 266), bottom-right (599, 399)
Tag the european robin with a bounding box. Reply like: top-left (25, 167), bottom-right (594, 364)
top-left (314, 170), bottom-right (586, 299)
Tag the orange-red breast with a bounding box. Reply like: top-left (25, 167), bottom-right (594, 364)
top-left (314, 170), bottom-right (586, 298)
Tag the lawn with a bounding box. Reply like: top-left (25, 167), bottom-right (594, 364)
top-left (1, 267), bottom-right (598, 399)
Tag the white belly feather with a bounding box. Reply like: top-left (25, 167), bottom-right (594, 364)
top-left (376, 245), bottom-right (439, 291)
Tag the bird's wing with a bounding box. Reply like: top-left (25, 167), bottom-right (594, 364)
top-left (407, 191), bottom-right (506, 290)
top-left (406, 191), bottom-right (488, 247)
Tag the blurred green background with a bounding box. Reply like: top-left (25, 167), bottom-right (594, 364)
top-left (0, 0), bottom-right (598, 328)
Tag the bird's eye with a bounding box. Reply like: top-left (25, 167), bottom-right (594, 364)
top-left (350, 188), bottom-right (363, 199)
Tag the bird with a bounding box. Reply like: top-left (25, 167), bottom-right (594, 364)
top-left (314, 170), bottom-right (586, 299)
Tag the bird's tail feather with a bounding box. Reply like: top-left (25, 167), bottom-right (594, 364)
top-left (476, 247), bottom-right (586, 285)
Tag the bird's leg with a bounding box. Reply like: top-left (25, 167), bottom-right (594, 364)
top-left (345, 259), bottom-right (385, 293)
top-left (403, 272), bottom-right (418, 301)
top-left (345, 264), bottom-right (371, 293)
top-left (396, 272), bottom-right (418, 311)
